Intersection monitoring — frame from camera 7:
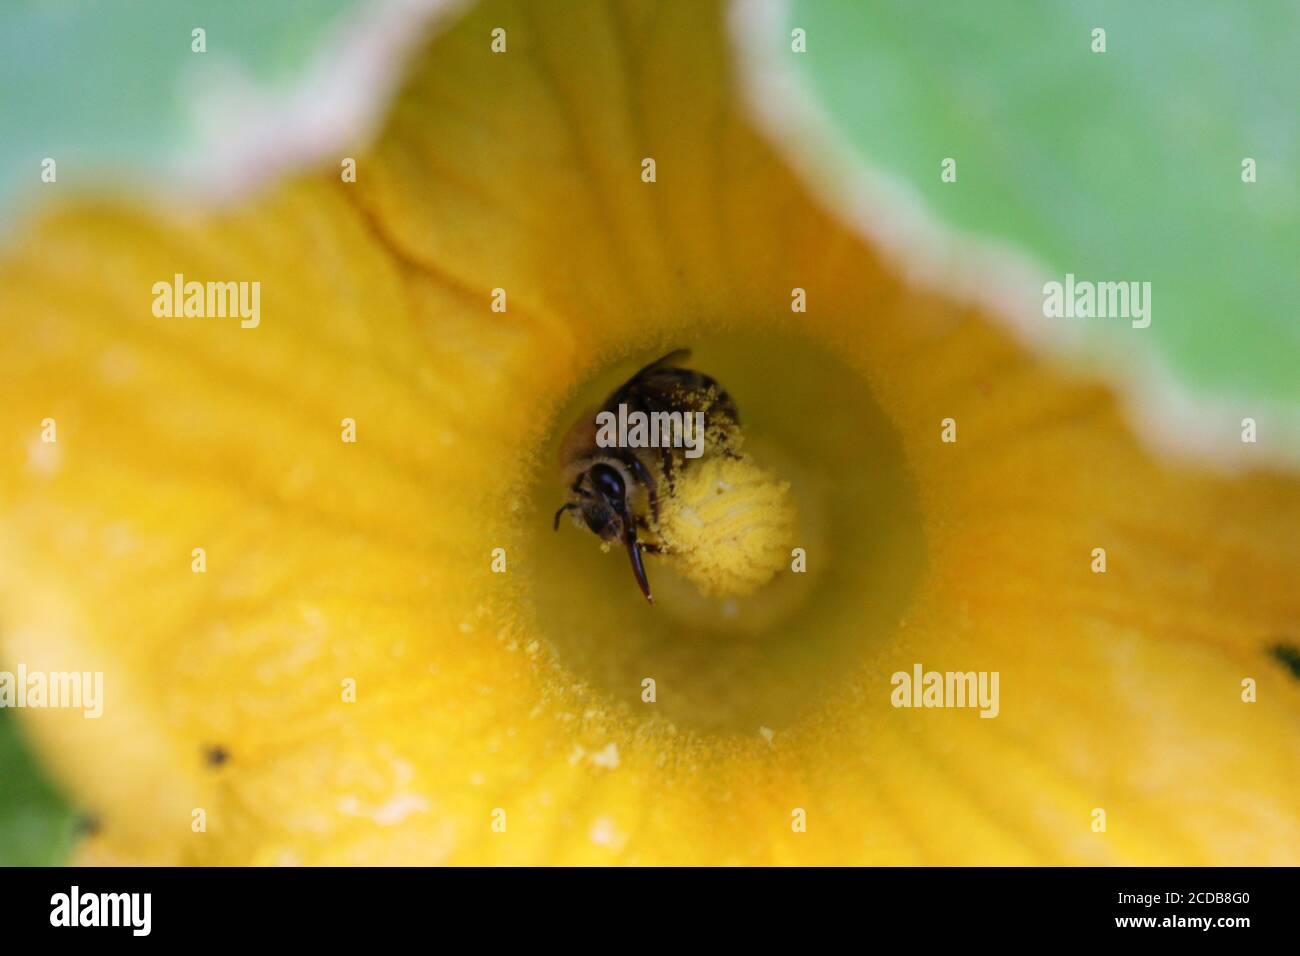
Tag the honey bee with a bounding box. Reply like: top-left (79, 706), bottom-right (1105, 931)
top-left (553, 349), bottom-right (739, 604)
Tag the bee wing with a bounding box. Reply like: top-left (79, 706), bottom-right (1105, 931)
top-left (606, 367), bottom-right (739, 426)
top-left (558, 404), bottom-right (602, 471)
top-left (628, 348), bottom-right (691, 382)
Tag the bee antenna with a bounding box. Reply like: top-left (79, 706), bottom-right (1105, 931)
top-left (553, 502), bottom-right (576, 531)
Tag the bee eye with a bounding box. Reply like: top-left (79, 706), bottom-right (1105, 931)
top-left (589, 464), bottom-right (625, 504)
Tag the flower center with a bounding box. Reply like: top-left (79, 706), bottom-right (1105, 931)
top-left (520, 332), bottom-right (925, 735)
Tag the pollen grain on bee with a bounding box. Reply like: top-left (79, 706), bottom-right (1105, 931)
top-left (593, 404), bottom-right (706, 459)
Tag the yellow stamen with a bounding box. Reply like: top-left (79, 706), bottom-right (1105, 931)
top-left (655, 454), bottom-right (797, 597)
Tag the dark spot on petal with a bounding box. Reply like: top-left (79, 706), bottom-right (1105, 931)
top-left (1269, 643), bottom-right (1300, 679)
top-left (74, 814), bottom-right (101, 837)
top-left (204, 744), bottom-right (229, 767)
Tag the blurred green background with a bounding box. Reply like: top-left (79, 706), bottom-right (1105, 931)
top-left (783, 0), bottom-right (1299, 414)
top-left (0, 711), bottom-right (77, 866)
top-left (0, 0), bottom-right (360, 219)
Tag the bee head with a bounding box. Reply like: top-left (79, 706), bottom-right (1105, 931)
top-left (563, 462), bottom-right (626, 540)
top-left (554, 460), bottom-right (654, 604)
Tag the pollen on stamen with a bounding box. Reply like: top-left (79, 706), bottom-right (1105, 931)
top-left (654, 454), bottom-right (798, 598)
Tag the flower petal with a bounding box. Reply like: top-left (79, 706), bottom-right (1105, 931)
top-left (1, 0), bottom-right (1297, 865)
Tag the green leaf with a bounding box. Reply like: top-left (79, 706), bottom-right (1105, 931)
top-left (766, 0), bottom-right (1299, 442)
top-left (0, 0), bottom-right (366, 213)
top-left (0, 708), bottom-right (80, 866)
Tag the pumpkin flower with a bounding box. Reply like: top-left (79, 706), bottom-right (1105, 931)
top-left (1, 0), bottom-right (1298, 866)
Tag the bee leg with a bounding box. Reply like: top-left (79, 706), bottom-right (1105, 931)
top-left (616, 450), bottom-right (659, 525)
top-left (617, 388), bottom-right (672, 476)
top-left (633, 517), bottom-right (664, 554)
top-left (659, 447), bottom-right (674, 488)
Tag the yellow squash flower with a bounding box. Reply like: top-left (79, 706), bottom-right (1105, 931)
top-left (1, 0), bottom-right (1297, 865)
